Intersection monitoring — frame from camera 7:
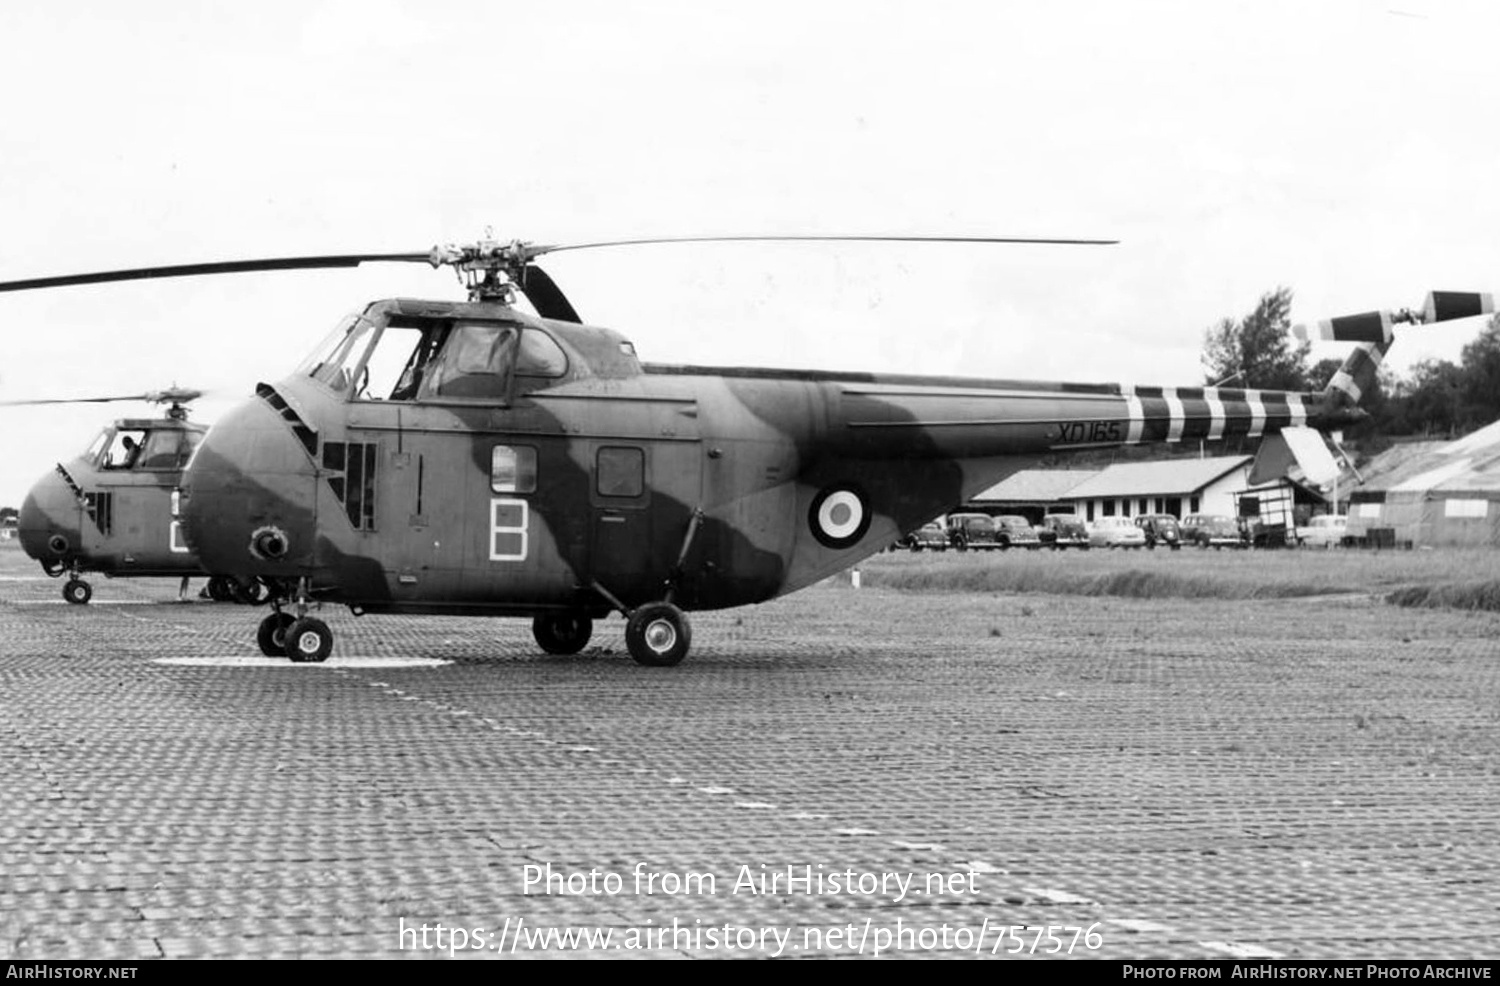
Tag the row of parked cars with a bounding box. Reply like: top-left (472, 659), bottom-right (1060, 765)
top-left (898, 511), bottom-right (1347, 552)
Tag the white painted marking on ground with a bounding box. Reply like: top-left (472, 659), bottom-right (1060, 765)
top-left (1201, 941), bottom-right (1283, 959)
top-left (1022, 886), bottom-right (1099, 906)
top-left (1110, 918), bottom-right (1174, 933)
top-left (833, 827), bottom-right (880, 836)
top-left (697, 786), bottom-right (734, 795)
top-left (151, 655), bottom-right (451, 668)
top-left (734, 801), bottom-right (777, 809)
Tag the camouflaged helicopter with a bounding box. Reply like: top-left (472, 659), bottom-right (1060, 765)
top-left (8, 387), bottom-right (267, 604)
top-left (1, 236), bottom-right (1490, 665)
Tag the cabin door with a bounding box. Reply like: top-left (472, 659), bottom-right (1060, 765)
top-left (588, 440), bottom-right (703, 606)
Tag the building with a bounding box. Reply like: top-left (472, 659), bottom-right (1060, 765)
top-left (969, 469), bottom-right (1099, 523)
top-left (1346, 421), bottom-right (1500, 547)
top-left (1059, 455), bottom-right (1254, 522)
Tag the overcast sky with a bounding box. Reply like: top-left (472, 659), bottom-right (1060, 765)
top-left (2, 0), bottom-right (1497, 505)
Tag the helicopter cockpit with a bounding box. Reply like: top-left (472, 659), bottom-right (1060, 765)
top-left (296, 304), bottom-right (571, 404)
top-left (85, 424), bottom-right (202, 472)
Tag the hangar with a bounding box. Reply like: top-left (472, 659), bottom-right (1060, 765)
top-left (1346, 421), bottom-right (1500, 547)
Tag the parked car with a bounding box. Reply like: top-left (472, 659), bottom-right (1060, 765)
top-left (1039, 514), bottom-right (1090, 550)
top-left (1295, 514), bottom-right (1347, 548)
top-left (945, 513), bottom-right (1001, 550)
top-left (1180, 514), bottom-right (1246, 549)
top-left (1087, 516), bottom-right (1148, 549)
top-left (992, 514), bottom-right (1043, 550)
top-left (1134, 513), bottom-right (1182, 550)
top-left (900, 522), bottom-right (950, 552)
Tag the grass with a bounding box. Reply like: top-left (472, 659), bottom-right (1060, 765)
top-left (859, 545), bottom-right (1500, 609)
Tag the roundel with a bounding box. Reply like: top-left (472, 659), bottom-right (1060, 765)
top-left (808, 484), bottom-right (872, 549)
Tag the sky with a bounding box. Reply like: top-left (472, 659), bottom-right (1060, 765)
top-left (1, 0), bottom-right (1497, 506)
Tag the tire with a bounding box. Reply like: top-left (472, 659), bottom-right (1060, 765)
top-left (285, 617), bottom-right (333, 663)
top-left (256, 612), bottom-right (296, 657)
top-left (63, 579), bottom-right (92, 605)
top-left (207, 576), bottom-right (233, 602)
top-left (533, 614), bottom-right (594, 655)
top-left (625, 602), bottom-right (691, 667)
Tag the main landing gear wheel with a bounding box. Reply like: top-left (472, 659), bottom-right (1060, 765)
top-left (256, 612), bottom-right (296, 657)
top-left (625, 602), bottom-right (691, 667)
top-left (285, 617), bottom-right (333, 663)
top-left (63, 579), bottom-right (92, 605)
top-left (206, 576), bottom-right (233, 602)
top-left (532, 614), bottom-right (594, 655)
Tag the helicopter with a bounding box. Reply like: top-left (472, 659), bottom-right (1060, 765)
top-left (1, 236), bottom-right (1490, 664)
top-left (8, 387), bottom-right (265, 604)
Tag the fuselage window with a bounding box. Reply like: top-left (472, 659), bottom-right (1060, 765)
top-left (596, 446), bottom-right (644, 498)
top-left (515, 329), bottom-right (568, 377)
top-left (491, 445), bottom-right (538, 494)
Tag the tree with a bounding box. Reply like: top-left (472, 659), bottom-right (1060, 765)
top-left (0, 506), bottom-right (15, 526)
top-left (1200, 287), bottom-right (1313, 391)
top-left (1457, 314), bottom-right (1500, 429)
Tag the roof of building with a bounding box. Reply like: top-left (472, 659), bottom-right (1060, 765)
top-left (1356, 423), bottom-right (1500, 496)
top-left (1064, 455), bottom-right (1253, 499)
top-left (971, 469), bottom-right (1099, 503)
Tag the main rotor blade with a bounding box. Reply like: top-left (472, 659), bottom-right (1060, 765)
top-left (0, 393), bottom-right (153, 406)
top-left (0, 386), bottom-right (205, 407)
top-left (528, 234), bottom-right (1119, 259)
top-left (0, 253), bottom-right (432, 293)
top-left (521, 264), bottom-right (581, 323)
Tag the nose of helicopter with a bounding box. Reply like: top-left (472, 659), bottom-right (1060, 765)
top-left (179, 390), bottom-right (319, 578)
top-left (18, 468), bottom-right (82, 570)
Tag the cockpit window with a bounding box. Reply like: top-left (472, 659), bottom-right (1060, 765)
top-left (98, 429), bottom-right (147, 470)
top-left (419, 321), bottom-right (518, 401)
top-left (311, 313), bottom-right (538, 403)
top-left (297, 313), bottom-right (376, 394)
top-left (136, 430), bottom-right (200, 470)
top-left (353, 324), bottom-right (429, 402)
top-left (516, 329), bottom-right (568, 377)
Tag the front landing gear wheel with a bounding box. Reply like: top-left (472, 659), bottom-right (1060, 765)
top-left (257, 612), bottom-right (296, 657)
top-left (625, 603), bottom-right (691, 667)
top-left (285, 617), bottom-right (333, 663)
top-left (532, 614), bottom-right (594, 655)
top-left (63, 579), bottom-right (92, 605)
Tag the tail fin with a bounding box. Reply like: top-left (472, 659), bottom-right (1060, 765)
top-left (1294, 291), bottom-right (1495, 407)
